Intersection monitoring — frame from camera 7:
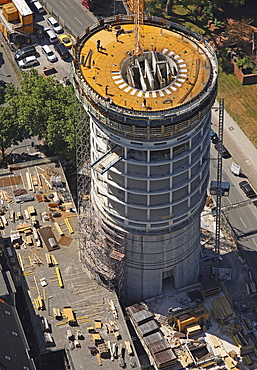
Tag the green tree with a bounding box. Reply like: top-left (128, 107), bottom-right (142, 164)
top-left (0, 83), bottom-right (23, 161)
top-left (0, 105), bottom-right (23, 161)
top-left (4, 70), bottom-right (83, 160)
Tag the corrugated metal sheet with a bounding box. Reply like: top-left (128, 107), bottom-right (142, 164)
top-left (133, 309), bottom-right (154, 324)
top-left (148, 339), bottom-right (169, 354)
top-left (144, 331), bottom-right (163, 345)
top-left (127, 303), bottom-right (145, 314)
top-left (154, 348), bottom-right (177, 366)
top-left (137, 320), bottom-right (159, 337)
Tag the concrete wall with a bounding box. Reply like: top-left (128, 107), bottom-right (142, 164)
top-left (124, 216), bottom-right (201, 303)
top-left (232, 61), bottom-right (257, 85)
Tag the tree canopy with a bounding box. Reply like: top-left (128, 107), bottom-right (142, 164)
top-left (0, 69), bottom-right (85, 162)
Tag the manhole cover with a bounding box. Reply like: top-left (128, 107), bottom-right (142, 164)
top-left (228, 126), bottom-right (234, 131)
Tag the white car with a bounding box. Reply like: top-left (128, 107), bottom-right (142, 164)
top-left (41, 45), bottom-right (57, 62)
top-left (18, 55), bottom-right (38, 68)
top-left (47, 17), bottom-right (63, 34)
top-left (43, 27), bottom-right (58, 43)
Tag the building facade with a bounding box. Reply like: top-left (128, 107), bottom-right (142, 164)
top-left (73, 15), bottom-right (218, 303)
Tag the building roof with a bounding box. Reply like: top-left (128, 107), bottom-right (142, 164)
top-left (78, 20), bottom-right (216, 113)
top-left (12, 0), bottom-right (33, 16)
top-left (0, 288), bottom-right (36, 369)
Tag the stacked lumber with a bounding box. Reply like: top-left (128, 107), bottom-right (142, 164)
top-left (45, 253), bottom-right (58, 266)
top-left (224, 356), bottom-right (238, 369)
top-left (98, 343), bottom-right (110, 358)
top-left (246, 281), bottom-right (257, 296)
top-left (210, 335), bottom-right (221, 348)
top-left (34, 296), bottom-right (45, 310)
top-left (212, 296), bottom-right (234, 322)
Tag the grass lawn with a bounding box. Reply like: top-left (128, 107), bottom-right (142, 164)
top-left (218, 72), bottom-right (257, 148)
top-left (172, 5), bottom-right (207, 35)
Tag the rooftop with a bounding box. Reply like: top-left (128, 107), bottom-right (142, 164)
top-left (79, 20), bottom-right (214, 112)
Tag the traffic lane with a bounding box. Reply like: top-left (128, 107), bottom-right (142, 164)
top-left (212, 107), bottom-right (257, 189)
top-left (210, 144), bottom-right (250, 204)
top-left (0, 48), bottom-right (20, 87)
top-left (46, 0), bottom-right (97, 36)
top-left (210, 147), bottom-right (257, 238)
top-left (210, 144), bottom-right (257, 243)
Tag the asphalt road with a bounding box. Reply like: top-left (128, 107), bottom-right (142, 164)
top-left (44, 0), bottom-right (98, 36)
top-left (0, 47), bottom-right (20, 87)
top-left (209, 144), bottom-right (257, 282)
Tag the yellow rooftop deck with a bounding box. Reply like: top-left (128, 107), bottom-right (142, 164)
top-left (79, 23), bottom-right (211, 112)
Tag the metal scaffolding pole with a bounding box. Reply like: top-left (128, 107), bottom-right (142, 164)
top-left (214, 98), bottom-right (224, 273)
top-left (76, 110), bottom-right (125, 299)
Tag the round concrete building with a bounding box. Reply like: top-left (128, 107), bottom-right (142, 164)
top-left (73, 15), bottom-right (218, 303)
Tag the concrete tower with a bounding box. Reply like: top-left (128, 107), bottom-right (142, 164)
top-left (73, 15), bottom-right (218, 303)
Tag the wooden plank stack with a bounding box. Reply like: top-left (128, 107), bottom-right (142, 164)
top-left (212, 296), bottom-right (234, 322)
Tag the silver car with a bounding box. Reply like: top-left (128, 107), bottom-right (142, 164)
top-left (43, 27), bottom-right (58, 43)
top-left (18, 55), bottom-right (38, 68)
top-left (41, 45), bottom-right (57, 62)
top-left (47, 17), bottom-right (63, 34)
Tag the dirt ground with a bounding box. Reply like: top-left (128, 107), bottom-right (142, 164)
top-left (201, 210), bottom-right (257, 324)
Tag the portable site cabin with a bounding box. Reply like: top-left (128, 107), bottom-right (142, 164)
top-left (12, 0), bottom-right (34, 34)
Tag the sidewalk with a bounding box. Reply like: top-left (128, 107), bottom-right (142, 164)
top-left (211, 102), bottom-right (257, 190)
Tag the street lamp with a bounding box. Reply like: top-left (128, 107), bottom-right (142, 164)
top-left (47, 296), bottom-right (53, 316)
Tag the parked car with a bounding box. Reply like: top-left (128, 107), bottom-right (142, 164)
top-left (214, 143), bottom-right (230, 158)
top-left (18, 55), bottom-right (38, 68)
top-left (47, 16), bottom-right (63, 34)
top-left (59, 34), bottom-right (72, 49)
top-left (32, 1), bottom-right (45, 13)
top-left (15, 45), bottom-right (36, 61)
top-left (81, 0), bottom-right (94, 9)
top-left (41, 45), bottom-right (57, 62)
top-left (43, 27), bottom-right (58, 43)
top-left (239, 180), bottom-right (256, 198)
top-left (54, 43), bottom-right (70, 60)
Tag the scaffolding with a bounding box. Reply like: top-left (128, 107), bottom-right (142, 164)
top-left (76, 105), bottom-right (126, 301)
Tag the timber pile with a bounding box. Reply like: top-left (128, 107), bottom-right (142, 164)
top-left (98, 343), bottom-right (110, 359)
top-left (29, 253), bottom-right (43, 268)
top-left (212, 296), bottom-right (234, 322)
top-left (0, 190), bottom-right (13, 202)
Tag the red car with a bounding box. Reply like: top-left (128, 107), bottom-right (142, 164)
top-left (81, 0), bottom-right (94, 10)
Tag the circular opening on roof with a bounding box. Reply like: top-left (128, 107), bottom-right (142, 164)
top-left (121, 51), bottom-right (179, 91)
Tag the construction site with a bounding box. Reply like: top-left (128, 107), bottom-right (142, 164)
top-left (0, 0), bottom-right (257, 368)
top-left (0, 150), bottom-right (138, 370)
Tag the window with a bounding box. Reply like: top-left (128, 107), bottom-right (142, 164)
top-left (173, 142), bottom-right (189, 157)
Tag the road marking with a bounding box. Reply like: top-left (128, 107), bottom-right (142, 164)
top-left (74, 17), bottom-right (82, 25)
top-left (60, 1), bottom-right (68, 9)
top-left (252, 238), bottom-right (257, 247)
top-left (239, 216), bottom-right (247, 228)
top-left (227, 197), bottom-right (232, 205)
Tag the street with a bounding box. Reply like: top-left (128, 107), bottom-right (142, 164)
top-left (0, 47), bottom-right (20, 87)
top-left (209, 130), bottom-right (257, 284)
top-left (42, 0), bottom-right (98, 36)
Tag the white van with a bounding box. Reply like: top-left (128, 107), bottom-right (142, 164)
top-left (43, 27), bottom-right (58, 44)
top-left (33, 1), bottom-right (45, 14)
top-left (41, 45), bottom-right (57, 62)
top-left (47, 17), bottom-right (63, 34)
